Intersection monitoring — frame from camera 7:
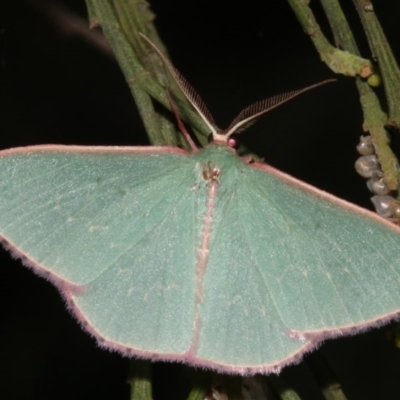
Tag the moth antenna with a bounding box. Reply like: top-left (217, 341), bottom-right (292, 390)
top-left (224, 79), bottom-right (336, 137)
top-left (139, 33), bottom-right (219, 137)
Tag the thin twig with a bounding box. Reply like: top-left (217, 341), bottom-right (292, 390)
top-left (352, 0), bottom-right (400, 128)
top-left (127, 359), bottom-right (153, 400)
top-left (267, 375), bottom-right (302, 400)
top-left (286, 0), bottom-right (372, 77)
top-left (288, 0), bottom-right (399, 191)
top-left (319, 0), bottom-right (399, 190)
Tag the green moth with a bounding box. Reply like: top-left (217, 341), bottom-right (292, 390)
top-left (0, 35), bottom-right (399, 375)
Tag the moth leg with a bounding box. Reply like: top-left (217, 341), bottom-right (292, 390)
top-left (167, 88), bottom-right (198, 151)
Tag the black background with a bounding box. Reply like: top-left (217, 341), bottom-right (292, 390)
top-left (1, 1), bottom-right (400, 399)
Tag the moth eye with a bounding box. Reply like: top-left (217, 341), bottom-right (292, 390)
top-left (228, 134), bottom-right (240, 149)
top-left (355, 155), bottom-right (379, 178)
top-left (357, 135), bottom-right (375, 156)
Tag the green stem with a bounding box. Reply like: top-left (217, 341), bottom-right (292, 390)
top-left (319, 0), bottom-right (399, 190)
top-left (85, 0), bottom-right (209, 147)
top-left (286, 0), bottom-right (372, 77)
top-left (110, 0), bottom-right (180, 145)
top-left (86, 0), bottom-right (164, 144)
top-left (186, 370), bottom-right (211, 400)
top-left (127, 359), bottom-right (152, 400)
top-left (268, 375), bottom-right (302, 400)
top-left (288, 0), bottom-right (399, 190)
top-left (352, 0), bottom-right (400, 128)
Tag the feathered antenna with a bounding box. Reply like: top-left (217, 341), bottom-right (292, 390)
top-left (140, 33), bottom-right (219, 137)
top-left (140, 33), bottom-right (334, 144)
top-left (223, 80), bottom-right (335, 137)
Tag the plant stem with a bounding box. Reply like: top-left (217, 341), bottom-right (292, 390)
top-left (127, 359), bottom-right (153, 400)
top-left (319, 0), bottom-right (399, 190)
top-left (186, 370), bottom-right (211, 400)
top-left (286, 0), bottom-right (372, 77)
top-left (352, 0), bottom-right (400, 128)
top-left (268, 375), bottom-right (302, 400)
top-left (86, 0), bottom-right (165, 145)
top-left (110, 0), bottom-right (179, 146)
top-left (85, 0), bottom-right (209, 147)
top-left (288, 0), bottom-right (399, 191)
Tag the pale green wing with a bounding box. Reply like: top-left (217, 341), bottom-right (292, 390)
top-left (3, 144), bottom-right (400, 374)
top-left (197, 151), bottom-right (400, 373)
top-left (0, 145), bottom-right (199, 356)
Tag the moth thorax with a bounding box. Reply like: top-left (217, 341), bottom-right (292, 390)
top-left (202, 162), bottom-right (220, 183)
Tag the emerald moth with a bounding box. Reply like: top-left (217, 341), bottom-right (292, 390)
top-left (1, 35), bottom-right (400, 375)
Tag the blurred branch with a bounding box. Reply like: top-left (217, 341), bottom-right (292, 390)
top-left (30, 0), bottom-right (209, 147)
top-left (28, 0), bottom-right (113, 57)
